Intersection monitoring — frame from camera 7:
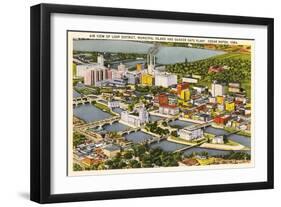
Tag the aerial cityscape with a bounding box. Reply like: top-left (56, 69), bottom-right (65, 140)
top-left (70, 32), bottom-right (252, 174)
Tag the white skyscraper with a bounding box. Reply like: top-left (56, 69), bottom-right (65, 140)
top-left (117, 63), bottom-right (127, 73)
top-left (97, 54), bottom-right (104, 66)
top-left (120, 104), bottom-right (149, 127)
top-left (138, 104), bottom-right (149, 123)
top-left (155, 72), bottom-right (177, 88)
top-left (211, 81), bottom-right (226, 97)
top-left (147, 54), bottom-right (155, 75)
top-left (84, 65), bottom-right (109, 86)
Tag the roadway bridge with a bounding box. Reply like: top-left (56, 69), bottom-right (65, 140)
top-left (72, 95), bottom-right (99, 106)
top-left (119, 128), bottom-right (141, 136)
top-left (174, 145), bottom-right (196, 153)
top-left (73, 95), bottom-right (97, 106)
top-left (73, 97), bottom-right (90, 106)
top-left (148, 43), bottom-right (160, 55)
top-left (77, 116), bottom-right (121, 129)
top-left (158, 117), bottom-right (179, 124)
top-left (214, 130), bottom-right (241, 139)
top-left (139, 136), bottom-right (166, 145)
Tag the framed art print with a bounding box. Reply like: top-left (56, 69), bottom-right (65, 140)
top-left (30, 3), bottom-right (274, 203)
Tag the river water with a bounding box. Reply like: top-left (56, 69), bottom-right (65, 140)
top-left (168, 120), bottom-right (195, 129)
top-left (73, 39), bottom-right (225, 65)
top-left (125, 131), bottom-right (154, 144)
top-left (205, 126), bottom-right (251, 148)
top-left (73, 100), bottom-right (250, 156)
top-left (73, 103), bottom-right (112, 123)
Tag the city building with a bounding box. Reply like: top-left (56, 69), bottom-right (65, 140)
top-left (182, 76), bottom-right (198, 84)
top-left (209, 97), bottom-right (216, 104)
top-left (136, 63), bottom-right (143, 72)
top-left (212, 136), bottom-right (224, 144)
top-left (108, 100), bottom-right (120, 109)
top-left (177, 82), bottom-right (189, 95)
top-left (180, 88), bottom-right (191, 101)
top-left (76, 64), bottom-right (93, 77)
top-left (108, 79), bottom-right (127, 87)
top-left (76, 55), bottom-right (105, 78)
top-left (168, 95), bottom-right (178, 106)
top-left (217, 104), bottom-right (225, 111)
top-left (155, 72), bottom-right (177, 88)
top-left (159, 105), bottom-right (179, 115)
top-left (110, 68), bottom-right (125, 80)
top-left (84, 65), bottom-right (109, 86)
top-left (126, 71), bottom-right (141, 85)
top-left (193, 86), bottom-right (207, 94)
top-left (107, 69), bottom-right (113, 80)
top-left (228, 82), bottom-right (241, 93)
top-left (225, 101), bottom-right (235, 112)
top-left (141, 73), bottom-right (154, 86)
top-left (81, 157), bottom-right (102, 167)
top-left (147, 54), bottom-right (156, 74)
top-left (117, 63), bottom-right (128, 73)
top-left (198, 113), bottom-right (212, 122)
top-left (179, 125), bottom-right (204, 141)
top-left (245, 106), bottom-right (251, 116)
top-left (211, 81), bottom-right (226, 97)
top-left (216, 96), bottom-right (224, 104)
top-left (208, 65), bottom-right (224, 73)
top-left (192, 74), bottom-right (202, 79)
top-left (156, 93), bottom-right (169, 106)
top-left (97, 54), bottom-right (105, 66)
top-left (121, 104), bottom-right (149, 127)
top-left (103, 144), bottom-right (121, 158)
top-left (235, 94), bottom-right (247, 104)
top-left (214, 115), bottom-right (230, 125)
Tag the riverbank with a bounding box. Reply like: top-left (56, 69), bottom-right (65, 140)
top-left (167, 136), bottom-right (197, 146)
top-left (200, 142), bottom-right (249, 151)
top-left (167, 135), bottom-right (249, 151)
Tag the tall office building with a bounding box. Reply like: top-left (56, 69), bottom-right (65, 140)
top-left (121, 104), bottom-right (149, 127)
top-left (155, 73), bottom-right (177, 88)
top-left (117, 63), bottom-right (128, 73)
top-left (147, 54), bottom-right (156, 75)
top-left (84, 66), bottom-right (109, 86)
top-left (211, 81), bottom-right (226, 97)
top-left (97, 54), bottom-right (104, 66)
top-left (177, 82), bottom-right (189, 95)
top-left (141, 73), bottom-right (154, 86)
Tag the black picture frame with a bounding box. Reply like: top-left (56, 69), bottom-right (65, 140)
top-left (30, 3), bottom-right (274, 204)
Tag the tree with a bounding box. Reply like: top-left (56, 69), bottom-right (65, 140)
top-left (129, 159), bottom-right (141, 168)
top-left (73, 163), bottom-right (83, 171)
top-left (73, 132), bottom-right (86, 148)
top-left (123, 151), bottom-right (133, 159)
top-left (128, 103), bottom-right (134, 112)
top-left (118, 161), bottom-right (127, 169)
top-left (171, 130), bottom-right (178, 137)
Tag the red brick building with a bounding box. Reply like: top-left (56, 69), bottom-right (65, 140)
top-left (157, 93), bottom-right (169, 106)
top-left (214, 115), bottom-right (230, 125)
top-left (177, 82), bottom-right (189, 95)
top-left (208, 65), bottom-right (224, 73)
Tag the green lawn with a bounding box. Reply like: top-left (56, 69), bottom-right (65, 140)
top-left (94, 102), bottom-right (110, 111)
top-left (72, 63), bottom-right (77, 76)
top-left (210, 52), bottom-right (251, 61)
top-left (241, 81), bottom-right (251, 99)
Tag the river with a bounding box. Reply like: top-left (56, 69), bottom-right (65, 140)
top-left (73, 39), bottom-right (225, 65)
top-left (73, 103), bottom-right (113, 123)
top-left (168, 120), bottom-right (195, 129)
top-left (73, 102), bottom-right (250, 156)
top-left (204, 126), bottom-right (251, 147)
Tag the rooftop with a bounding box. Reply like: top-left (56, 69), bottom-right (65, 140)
top-left (103, 144), bottom-right (121, 152)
